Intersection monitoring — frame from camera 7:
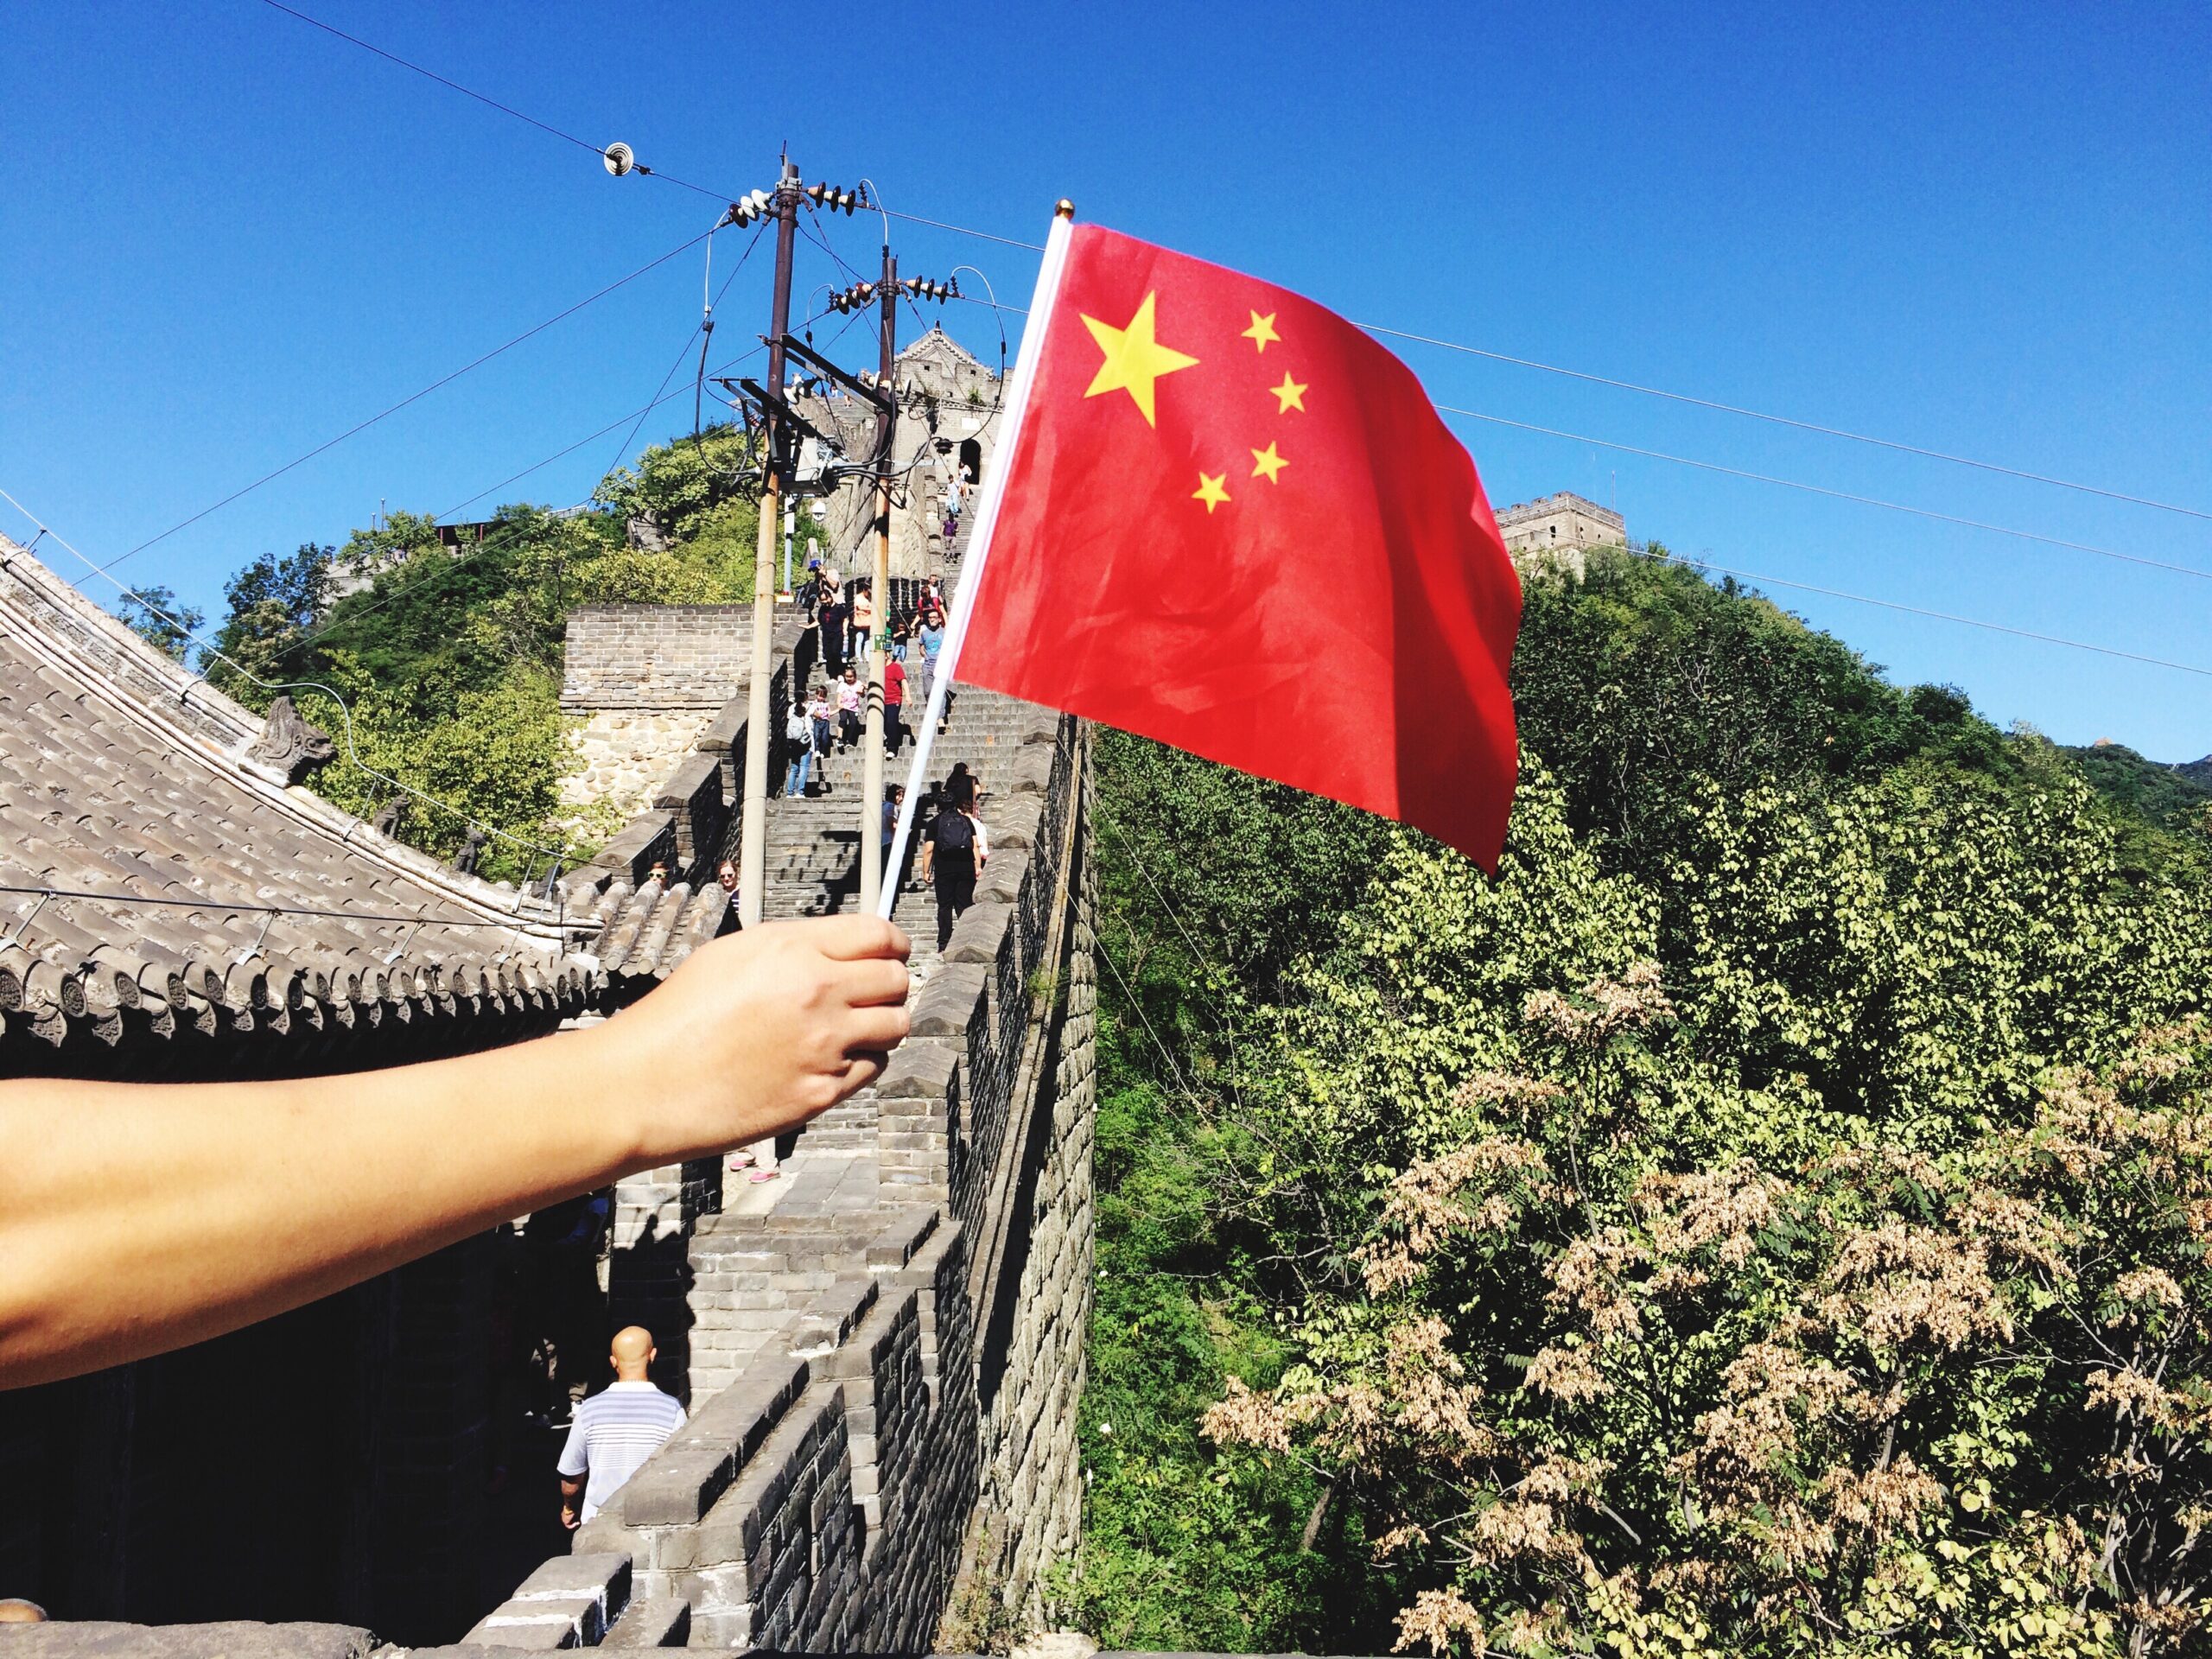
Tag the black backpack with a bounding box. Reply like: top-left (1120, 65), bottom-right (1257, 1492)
top-left (934, 809), bottom-right (975, 857)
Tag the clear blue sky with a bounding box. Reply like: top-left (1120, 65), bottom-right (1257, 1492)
top-left (3, 2), bottom-right (2207, 757)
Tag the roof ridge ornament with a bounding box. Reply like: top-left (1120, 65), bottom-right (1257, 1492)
top-left (244, 695), bottom-right (337, 786)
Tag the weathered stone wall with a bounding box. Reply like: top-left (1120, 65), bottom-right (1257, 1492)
top-left (560, 606), bottom-right (760, 712)
top-left (972, 806), bottom-right (1097, 1611)
top-left (561, 711), bottom-right (715, 823)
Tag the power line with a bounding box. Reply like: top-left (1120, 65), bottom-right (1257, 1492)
top-left (245, 0), bottom-right (2206, 527)
top-left (255, 0), bottom-right (729, 202)
top-left (1638, 548), bottom-right (2212, 680)
top-left (99, 226), bottom-right (715, 575)
top-left (1371, 322), bottom-right (2210, 523)
top-left (3, 486), bottom-right (582, 868)
top-left (1436, 405), bottom-right (2212, 584)
top-left (883, 208), bottom-right (1044, 253)
top-left (286, 344), bottom-right (770, 657)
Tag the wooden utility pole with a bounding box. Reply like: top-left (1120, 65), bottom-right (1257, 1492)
top-left (859, 249), bottom-right (898, 913)
top-left (736, 159), bottom-right (801, 926)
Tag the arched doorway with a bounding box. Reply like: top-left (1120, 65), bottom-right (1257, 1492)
top-left (957, 436), bottom-right (982, 487)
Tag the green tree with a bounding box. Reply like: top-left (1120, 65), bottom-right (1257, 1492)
top-left (112, 585), bottom-right (203, 662)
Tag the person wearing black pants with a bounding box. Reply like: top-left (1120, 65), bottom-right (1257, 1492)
top-left (919, 773), bottom-right (980, 950)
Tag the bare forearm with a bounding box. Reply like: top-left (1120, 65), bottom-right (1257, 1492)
top-left (0, 1022), bottom-right (640, 1386)
top-left (0, 916), bottom-right (912, 1389)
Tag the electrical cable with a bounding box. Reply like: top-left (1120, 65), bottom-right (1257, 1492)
top-left (883, 208), bottom-right (1044, 253)
top-left (1632, 543), bottom-right (2212, 678)
top-left (1372, 322), bottom-right (2211, 523)
top-left (3, 486), bottom-right (590, 869)
top-left (246, 0), bottom-right (2207, 525)
top-left (255, 0), bottom-right (730, 202)
top-left (1433, 405), bottom-right (2212, 584)
top-left (99, 226), bottom-right (715, 575)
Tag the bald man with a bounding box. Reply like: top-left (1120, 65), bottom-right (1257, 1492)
top-left (556, 1325), bottom-right (685, 1529)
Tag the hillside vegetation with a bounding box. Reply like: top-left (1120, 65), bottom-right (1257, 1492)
top-left (186, 455), bottom-right (2212, 1654)
top-left (1073, 549), bottom-right (2212, 1658)
top-left (194, 427), bottom-right (762, 882)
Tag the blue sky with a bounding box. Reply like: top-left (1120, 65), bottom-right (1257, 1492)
top-left (3, 1), bottom-right (2207, 757)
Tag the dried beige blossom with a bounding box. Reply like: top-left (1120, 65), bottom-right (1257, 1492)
top-left (1392, 1586), bottom-right (1485, 1656)
top-left (1523, 1344), bottom-right (1610, 1403)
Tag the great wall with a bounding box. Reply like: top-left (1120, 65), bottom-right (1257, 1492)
top-left (0, 316), bottom-right (1612, 1653)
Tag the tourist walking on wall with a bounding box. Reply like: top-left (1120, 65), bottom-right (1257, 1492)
top-left (850, 579), bottom-right (874, 671)
top-left (806, 684), bottom-right (834, 794)
top-left (917, 609), bottom-right (944, 718)
top-left (819, 572), bottom-right (846, 679)
top-left (785, 701), bottom-right (814, 798)
top-left (882, 652), bottom-right (906, 756)
top-left (836, 667), bottom-right (864, 752)
top-left (715, 858), bottom-right (741, 931)
top-left (920, 772), bottom-right (982, 950)
top-left (557, 1325), bottom-right (685, 1529)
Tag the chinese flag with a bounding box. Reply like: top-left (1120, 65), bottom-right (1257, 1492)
top-left (957, 222), bottom-right (1522, 871)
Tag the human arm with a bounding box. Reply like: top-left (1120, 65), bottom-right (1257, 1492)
top-left (557, 1414), bottom-right (588, 1529)
top-left (0, 916), bottom-right (910, 1388)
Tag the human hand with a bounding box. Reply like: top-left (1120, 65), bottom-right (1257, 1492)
top-left (561, 1503), bottom-right (580, 1531)
top-left (595, 916), bottom-right (911, 1166)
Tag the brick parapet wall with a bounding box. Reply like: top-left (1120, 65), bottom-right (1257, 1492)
top-left (565, 614), bottom-right (803, 904)
top-left (487, 697), bottom-right (1094, 1649)
top-left (560, 607), bottom-right (759, 713)
top-left (553, 1207), bottom-right (978, 1651)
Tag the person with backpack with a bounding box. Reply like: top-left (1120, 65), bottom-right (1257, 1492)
top-left (785, 700), bottom-right (815, 797)
top-left (919, 772), bottom-right (981, 950)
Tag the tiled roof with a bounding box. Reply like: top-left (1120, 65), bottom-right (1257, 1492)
top-left (0, 537), bottom-right (597, 1073)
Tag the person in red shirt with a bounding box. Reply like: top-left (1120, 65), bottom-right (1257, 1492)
top-left (883, 653), bottom-right (906, 756)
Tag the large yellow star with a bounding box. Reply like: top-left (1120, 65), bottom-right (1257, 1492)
top-left (1250, 442), bottom-right (1287, 484)
top-left (1242, 310), bottom-right (1281, 352)
top-left (1193, 472), bottom-right (1231, 513)
top-left (1081, 293), bottom-right (1198, 426)
top-left (1271, 372), bottom-right (1307, 413)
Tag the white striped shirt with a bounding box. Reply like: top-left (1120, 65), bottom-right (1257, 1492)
top-left (556, 1382), bottom-right (685, 1519)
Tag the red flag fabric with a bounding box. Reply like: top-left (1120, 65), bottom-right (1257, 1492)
top-left (957, 222), bottom-right (1522, 871)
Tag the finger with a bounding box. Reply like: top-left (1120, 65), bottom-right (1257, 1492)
top-left (837, 1051), bottom-right (890, 1094)
top-left (831, 957), bottom-right (913, 1007)
top-left (841, 1005), bottom-right (912, 1054)
top-left (805, 914), bottom-right (911, 963)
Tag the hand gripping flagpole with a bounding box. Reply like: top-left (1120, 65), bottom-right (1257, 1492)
top-left (877, 200), bottom-right (1077, 921)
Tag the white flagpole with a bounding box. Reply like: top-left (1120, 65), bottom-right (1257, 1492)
top-left (877, 201), bottom-right (1078, 921)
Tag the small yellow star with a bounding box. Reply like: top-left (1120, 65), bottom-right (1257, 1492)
top-left (1271, 372), bottom-right (1307, 413)
top-left (1249, 442), bottom-right (1287, 484)
top-left (1193, 472), bottom-right (1231, 513)
top-left (1242, 310), bottom-right (1281, 353)
top-left (1081, 292), bottom-right (1198, 426)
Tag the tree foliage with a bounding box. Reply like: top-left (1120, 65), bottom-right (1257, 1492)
top-left (111, 584), bottom-right (203, 662)
top-left (1077, 551), bottom-right (2212, 1656)
top-left (198, 435), bottom-right (760, 882)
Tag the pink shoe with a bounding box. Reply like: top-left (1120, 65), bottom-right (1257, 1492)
top-left (726, 1152), bottom-right (753, 1172)
top-left (748, 1168), bottom-right (781, 1183)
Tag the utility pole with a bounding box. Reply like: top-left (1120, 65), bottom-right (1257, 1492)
top-left (859, 248), bottom-right (899, 913)
top-left (736, 158), bottom-right (801, 927)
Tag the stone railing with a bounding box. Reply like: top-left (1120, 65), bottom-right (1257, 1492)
top-left (480, 697), bottom-right (1097, 1649)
